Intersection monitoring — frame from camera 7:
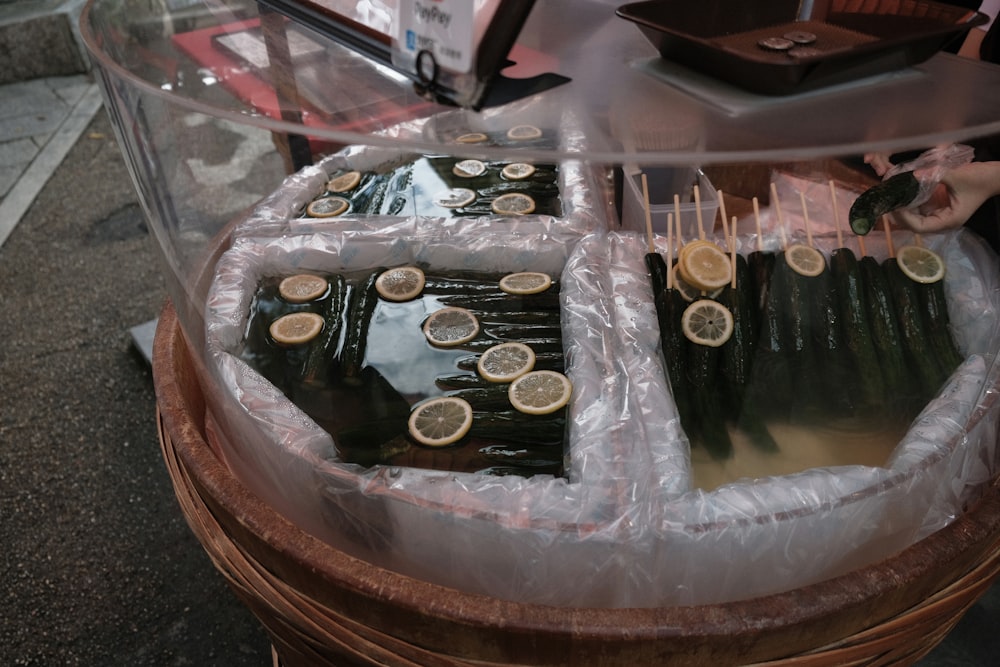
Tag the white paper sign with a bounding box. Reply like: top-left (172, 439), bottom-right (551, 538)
top-left (396, 0), bottom-right (476, 74)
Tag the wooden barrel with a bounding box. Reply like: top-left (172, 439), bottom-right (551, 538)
top-left (153, 300), bottom-right (1000, 666)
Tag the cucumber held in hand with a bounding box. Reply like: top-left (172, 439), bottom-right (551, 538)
top-left (848, 171), bottom-right (921, 235)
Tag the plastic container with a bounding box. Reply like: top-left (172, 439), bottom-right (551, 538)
top-left (618, 166), bottom-right (719, 237)
top-left (80, 0), bottom-right (1000, 659)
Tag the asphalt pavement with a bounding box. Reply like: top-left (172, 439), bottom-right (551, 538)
top-left (0, 45), bottom-right (998, 667)
top-left (1, 86), bottom-right (272, 664)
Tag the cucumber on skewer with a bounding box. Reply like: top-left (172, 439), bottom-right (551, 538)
top-left (858, 256), bottom-right (919, 415)
top-left (341, 268), bottom-right (385, 384)
top-left (718, 254), bottom-right (777, 452)
top-left (646, 252), bottom-right (697, 444)
top-left (830, 248), bottom-right (886, 413)
top-left (848, 172), bottom-right (920, 236)
top-left (303, 274), bottom-right (347, 387)
top-left (883, 257), bottom-right (951, 400)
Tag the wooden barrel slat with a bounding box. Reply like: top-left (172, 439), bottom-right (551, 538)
top-left (153, 300), bottom-right (1000, 666)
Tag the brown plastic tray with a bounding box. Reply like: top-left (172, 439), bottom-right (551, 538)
top-left (616, 0), bottom-right (987, 95)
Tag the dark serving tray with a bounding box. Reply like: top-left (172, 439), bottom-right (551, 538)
top-left (616, 0), bottom-right (987, 95)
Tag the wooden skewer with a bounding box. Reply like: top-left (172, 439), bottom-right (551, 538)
top-left (719, 191), bottom-right (739, 293)
top-left (677, 209), bottom-right (689, 287)
top-left (718, 190), bottom-right (729, 229)
top-left (834, 186), bottom-right (866, 256)
top-left (667, 207), bottom-right (674, 258)
top-left (666, 212), bottom-right (674, 290)
top-left (721, 204), bottom-right (731, 245)
top-left (914, 232), bottom-right (924, 248)
top-left (642, 173), bottom-right (655, 254)
top-left (673, 210), bottom-right (683, 292)
top-left (730, 216), bottom-right (738, 289)
top-left (720, 212), bottom-right (735, 291)
top-left (717, 189), bottom-right (729, 246)
top-left (770, 182), bottom-right (788, 250)
top-left (800, 191), bottom-right (815, 248)
top-left (694, 184), bottom-right (705, 240)
top-left (673, 193), bottom-right (683, 248)
top-left (883, 216), bottom-right (895, 258)
top-left (674, 194), bottom-right (685, 249)
top-left (829, 180), bottom-right (844, 249)
top-left (752, 197), bottom-right (764, 252)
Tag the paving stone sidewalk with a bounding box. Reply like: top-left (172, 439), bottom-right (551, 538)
top-left (0, 75), bottom-right (103, 248)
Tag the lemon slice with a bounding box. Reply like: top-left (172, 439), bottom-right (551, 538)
top-left (671, 264), bottom-right (722, 302)
top-left (477, 342), bottom-right (536, 383)
top-left (501, 163), bottom-right (536, 180)
top-left (306, 196), bottom-right (349, 218)
top-left (681, 299), bottom-right (733, 347)
top-left (408, 396), bottom-right (473, 447)
top-left (499, 271), bottom-right (552, 295)
top-left (453, 159), bottom-right (487, 178)
top-left (456, 132), bottom-right (489, 144)
top-left (492, 193), bottom-right (536, 215)
top-left (897, 245), bottom-right (945, 284)
top-left (677, 239), bottom-right (717, 266)
top-left (435, 187), bottom-right (477, 209)
top-left (785, 244), bottom-right (826, 277)
top-left (508, 370), bottom-right (572, 415)
top-left (269, 312), bottom-right (324, 346)
top-left (679, 242), bottom-right (732, 292)
top-left (423, 307), bottom-right (480, 347)
top-left (327, 170), bottom-right (361, 193)
top-left (375, 266), bottom-right (425, 302)
top-left (278, 274), bottom-right (328, 303)
top-left (506, 124), bottom-right (542, 141)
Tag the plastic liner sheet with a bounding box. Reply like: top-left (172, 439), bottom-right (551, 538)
top-left (204, 176), bottom-right (1000, 607)
top-left (615, 222), bottom-right (1000, 605)
top-left (233, 101), bottom-right (610, 241)
top-left (205, 230), bottom-right (654, 607)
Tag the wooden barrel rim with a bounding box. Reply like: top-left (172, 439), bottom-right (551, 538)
top-left (153, 299), bottom-right (1000, 664)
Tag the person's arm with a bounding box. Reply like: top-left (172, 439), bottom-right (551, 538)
top-left (961, 0), bottom-right (999, 59)
top-left (959, 24), bottom-right (988, 57)
top-left (887, 161), bottom-right (1000, 233)
top-left (862, 151), bottom-right (1000, 232)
